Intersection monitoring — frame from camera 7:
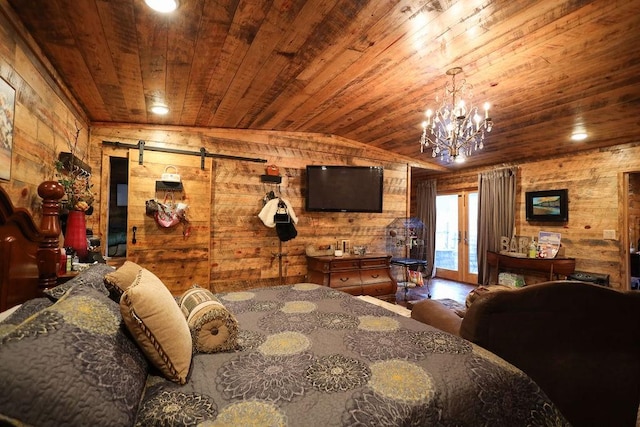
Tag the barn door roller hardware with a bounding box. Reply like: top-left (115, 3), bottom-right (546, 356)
top-left (102, 140), bottom-right (267, 170)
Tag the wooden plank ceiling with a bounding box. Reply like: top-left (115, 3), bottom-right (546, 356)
top-left (6, 0), bottom-right (640, 175)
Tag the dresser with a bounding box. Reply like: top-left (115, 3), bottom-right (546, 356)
top-left (306, 254), bottom-right (397, 302)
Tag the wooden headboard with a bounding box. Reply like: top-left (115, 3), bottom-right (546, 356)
top-left (0, 182), bottom-right (64, 311)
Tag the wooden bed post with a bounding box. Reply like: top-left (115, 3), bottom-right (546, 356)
top-left (37, 181), bottom-right (65, 291)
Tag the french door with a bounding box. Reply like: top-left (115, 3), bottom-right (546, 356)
top-left (434, 191), bottom-right (478, 284)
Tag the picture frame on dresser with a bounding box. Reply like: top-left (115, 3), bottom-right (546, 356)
top-left (0, 76), bottom-right (16, 181)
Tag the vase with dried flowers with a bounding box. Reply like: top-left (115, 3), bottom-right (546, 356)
top-left (54, 125), bottom-right (94, 259)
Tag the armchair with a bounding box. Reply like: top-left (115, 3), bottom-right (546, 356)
top-left (411, 280), bottom-right (640, 427)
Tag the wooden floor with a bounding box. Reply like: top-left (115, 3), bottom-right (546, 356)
top-left (395, 277), bottom-right (476, 307)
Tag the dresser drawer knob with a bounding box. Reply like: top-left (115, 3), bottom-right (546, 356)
top-left (340, 277), bottom-right (350, 282)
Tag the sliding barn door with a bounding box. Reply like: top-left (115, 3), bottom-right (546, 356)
top-left (127, 150), bottom-right (212, 294)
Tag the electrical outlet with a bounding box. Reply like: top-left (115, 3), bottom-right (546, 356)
top-left (603, 229), bottom-right (616, 240)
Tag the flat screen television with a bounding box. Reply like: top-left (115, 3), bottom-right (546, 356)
top-left (525, 189), bottom-right (568, 222)
top-left (305, 165), bottom-right (383, 213)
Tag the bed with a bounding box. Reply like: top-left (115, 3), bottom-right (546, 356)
top-left (0, 183), bottom-right (570, 426)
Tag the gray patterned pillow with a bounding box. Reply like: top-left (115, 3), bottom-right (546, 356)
top-left (0, 297), bottom-right (53, 325)
top-left (0, 283), bottom-right (148, 426)
top-left (43, 263), bottom-right (115, 300)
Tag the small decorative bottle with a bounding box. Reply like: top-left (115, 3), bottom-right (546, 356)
top-left (59, 247), bottom-right (67, 274)
top-left (528, 237), bottom-right (537, 259)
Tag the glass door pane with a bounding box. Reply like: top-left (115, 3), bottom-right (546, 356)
top-left (467, 192), bottom-right (478, 275)
top-left (435, 194), bottom-right (459, 272)
top-left (435, 191), bottom-right (478, 283)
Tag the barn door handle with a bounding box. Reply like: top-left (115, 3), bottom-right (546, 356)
top-left (132, 226), bottom-right (137, 244)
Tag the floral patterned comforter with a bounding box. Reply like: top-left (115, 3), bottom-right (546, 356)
top-left (135, 284), bottom-right (569, 426)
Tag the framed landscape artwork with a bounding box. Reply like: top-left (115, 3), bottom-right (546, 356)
top-left (0, 77), bottom-right (15, 181)
top-left (525, 189), bottom-right (569, 222)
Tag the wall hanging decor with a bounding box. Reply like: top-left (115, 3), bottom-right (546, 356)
top-left (274, 200), bottom-right (297, 242)
top-left (258, 195), bottom-right (299, 285)
top-left (156, 165), bottom-right (184, 191)
top-left (161, 165), bottom-right (181, 183)
top-left (0, 77), bottom-right (16, 181)
top-left (265, 164), bottom-right (280, 176)
top-left (525, 189), bottom-right (569, 222)
top-left (150, 192), bottom-right (188, 229)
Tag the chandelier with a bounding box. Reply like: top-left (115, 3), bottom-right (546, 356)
top-left (420, 67), bottom-right (493, 163)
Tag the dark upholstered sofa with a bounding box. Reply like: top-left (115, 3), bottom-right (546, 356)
top-left (411, 280), bottom-right (640, 427)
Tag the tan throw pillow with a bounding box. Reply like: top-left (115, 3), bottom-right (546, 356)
top-left (104, 261), bottom-right (143, 298)
top-left (178, 286), bottom-right (239, 353)
top-left (120, 269), bottom-right (192, 384)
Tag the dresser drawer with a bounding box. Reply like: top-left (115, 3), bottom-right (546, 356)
top-left (362, 281), bottom-right (396, 298)
top-left (360, 268), bottom-right (390, 284)
top-left (330, 259), bottom-right (361, 271)
top-left (360, 257), bottom-right (389, 269)
top-left (329, 271), bottom-right (361, 288)
top-left (307, 270), bottom-right (331, 287)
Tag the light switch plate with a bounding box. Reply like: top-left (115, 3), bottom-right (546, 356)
top-left (603, 229), bottom-right (616, 240)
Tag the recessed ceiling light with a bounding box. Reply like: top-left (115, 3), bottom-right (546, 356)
top-left (145, 0), bottom-right (178, 13)
top-left (150, 104), bottom-right (169, 115)
top-left (571, 132), bottom-right (588, 141)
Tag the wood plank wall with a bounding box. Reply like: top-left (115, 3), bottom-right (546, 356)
top-left (0, 4), bottom-right (90, 220)
top-left (90, 125), bottom-right (409, 293)
top-left (630, 174), bottom-right (640, 253)
top-left (413, 143), bottom-right (640, 289)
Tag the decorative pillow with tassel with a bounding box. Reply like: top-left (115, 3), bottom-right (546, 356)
top-left (178, 286), bottom-right (239, 354)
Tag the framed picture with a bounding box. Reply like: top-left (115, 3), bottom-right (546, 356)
top-left (0, 77), bottom-right (16, 181)
top-left (525, 189), bottom-right (569, 222)
top-left (341, 239), bottom-right (350, 254)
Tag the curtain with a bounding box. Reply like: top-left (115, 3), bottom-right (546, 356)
top-left (416, 179), bottom-right (437, 277)
top-left (477, 167), bottom-right (518, 284)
